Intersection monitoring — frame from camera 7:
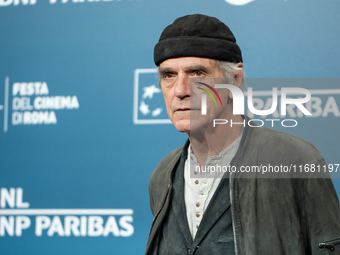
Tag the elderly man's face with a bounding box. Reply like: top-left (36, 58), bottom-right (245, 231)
top-left (159, 57), bottom-right (224, 133)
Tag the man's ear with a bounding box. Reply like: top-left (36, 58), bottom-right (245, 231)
top-left (229, 62), bottom-right (244, 99)
top-left (235, 62), bottom-right (244, 77)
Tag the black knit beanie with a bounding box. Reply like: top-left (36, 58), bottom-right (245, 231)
top-left (154, 14), bottom-right (243, 66)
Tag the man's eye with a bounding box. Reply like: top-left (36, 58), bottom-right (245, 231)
top-left (164, 73), bottom-right (174, 79)
top-left (194, 71), bottom-right (203, 76)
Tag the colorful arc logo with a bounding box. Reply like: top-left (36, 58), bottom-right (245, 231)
top-left (196, 82), bottom-right (223, 115)
top-left (196, 82), bottom-right (223, 107)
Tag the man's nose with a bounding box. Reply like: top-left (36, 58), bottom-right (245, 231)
top-left (174, 73), bottom-right (190, 98)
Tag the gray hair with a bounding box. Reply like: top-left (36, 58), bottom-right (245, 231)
top-left (216, 60), bottom-right (245, 91)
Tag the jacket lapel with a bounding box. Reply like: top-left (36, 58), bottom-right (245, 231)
top-left (171, 147), bottom-right (194, 244)
top-left (145, 150), bottom-right (181, 255)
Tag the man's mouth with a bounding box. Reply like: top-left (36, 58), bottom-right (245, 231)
top-left (176, 108), bottom-right (191, 111)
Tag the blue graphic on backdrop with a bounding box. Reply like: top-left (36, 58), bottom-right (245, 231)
top-left (0, 188), bottom-right (134, 238)
top-left (139, 85), bottom-right (162, 116)
top-left (0, 76), bottom-right (80, 133)
top-left (224, 0), bottom-right (254, 6)
top-left (133, 69), bottom-right (171, 124)
top-left (244, 79), bottom-right (340, 120)
top-left (0, 0), bottom-right (138, 7)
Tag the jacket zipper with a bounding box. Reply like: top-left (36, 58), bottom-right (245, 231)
top-left (319, 238), bottom-right (340, 251)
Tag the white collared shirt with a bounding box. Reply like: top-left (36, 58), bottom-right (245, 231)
top-left (184, 134), bottom-right (242, 238)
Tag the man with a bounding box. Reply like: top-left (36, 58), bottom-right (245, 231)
top-left (145, 14), bottom-right (340, 255)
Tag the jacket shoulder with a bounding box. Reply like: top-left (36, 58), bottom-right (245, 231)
top-left (150, 145), bottom-right (183, 183)
top-left (247, 126), bottom-right (325, 163)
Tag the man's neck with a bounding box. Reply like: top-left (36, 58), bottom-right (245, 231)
top-left (188, 115), bottom-right (244, 167)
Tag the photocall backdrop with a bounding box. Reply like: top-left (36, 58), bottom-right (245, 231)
top-left (0, 0), bottom-right (339, 254)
